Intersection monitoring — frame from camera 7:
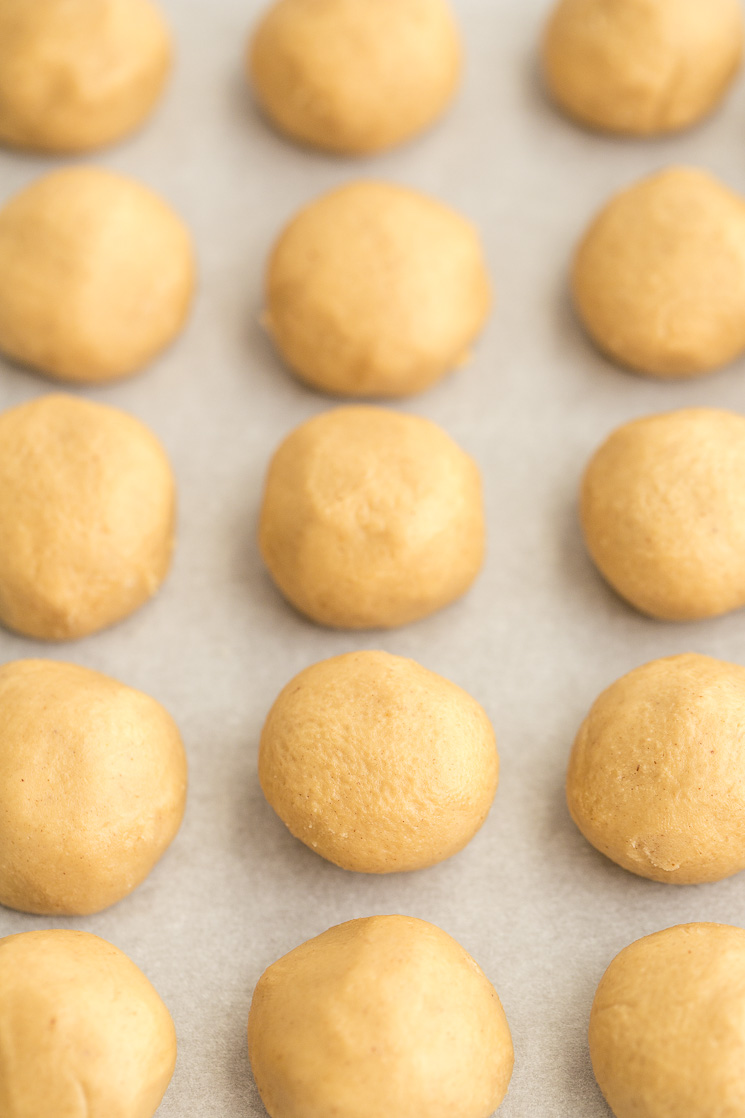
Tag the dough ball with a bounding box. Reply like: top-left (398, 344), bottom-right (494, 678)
top-left (260, 651), bottom-right (498, 873)
top-left (265, 182), bottom-right (492, 398)
top-left (590, 923), bottom-right (745, 1118)
top-left (248, 0), bottom-right (462, 154)
top-left (0, 0), bottom-right (171, 153)
top-left (581, 408), bottom-right (745, 621)
top-left (573, 167), bottom-right (745, 378)
top-left (567, 653), bottom-right (745, 884)
top-left (543, 0), bottom-right (744, 135)
top-left (0, 394), bottom-right (176, 640)
top-left (0, 929), bottom-right (176, 1117)
top-left (248, 915), bottom-right (514, 1118)
top-left (0, 166), bottom-right (195, 383)
top-left (259, 406), bottom-right (485, 629)
top-left (0, 659), bottom-right (186, 915)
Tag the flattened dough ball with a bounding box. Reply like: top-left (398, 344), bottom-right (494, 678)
top-left (581, 408), bottom-right (745, 621)
top-left (259, 407), bottom-right (485, 628)
top-left (260, 651), bottom-right (498, 873)
top-left (590, 923), bottom-right (745, 1118)
top-left (248, 916), bottom-right (514, 1118)
top-left (266, 182), bottom-right (492, 398)
top-left (543, 0), bottom-right (744, 135)
top-left (573, 168), bottom-right (745, 378)
top-left (248, 0), bottom-right (462, 154)
top-left (0, 929), bottom-right (176, 1117)
top-left (0, 0), bottom-right (172, 153)
top-left (567, 654), bottom-right (745, 884)
top-left (0, 394), bottom-right (176, 641)
top-left (0, 166), bottom-right (195, 383)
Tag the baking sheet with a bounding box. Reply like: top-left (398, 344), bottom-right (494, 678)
top-left (2, 1), bottom-right (745, 1113)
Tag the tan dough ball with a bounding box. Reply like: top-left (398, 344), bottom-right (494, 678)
top-left (0, 659), bottom-right (186, 915)
top-left (581, 408), bottom-right (745, 621)
top-left (0, 166), bottom-right (195, 384)
top-left (248, 0), bottom-right (462, 154)
top-left (248, 916), bottom-right (514, 1118)
top-left (258, 406), bottom-right (485, 629)
top-left (0, 929), bottom-right (176, 1117)
top-left (265, 182), bottom-right (492, 398)
top-left (0, 394), bottom-right (176, 641)
top-left (0, 0), bottom-right (172, 153)
top-left (543, 0), bottom-right (744, 135)
top-left (590, 923), bottom-right (745, 1118)
top-left (573, 167), bottom-right (745, 378)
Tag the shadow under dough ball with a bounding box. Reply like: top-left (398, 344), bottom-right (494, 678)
top-left (258, 406), bottom-right (486, 629)
top-left (265, 181), bottom-right (492, 398)
top-left (0, 0), bottom-right (172, 152)
top-left (0, 930), bottom-right (176, 1118)
top-left (0, 165), bottom-right (195, 384)
top-left (247, 0), bottom-right (462, 154)
top-left (0, 394), bottom-right (176, 640)
top-left (248, 916), bottom-right (514, 1118)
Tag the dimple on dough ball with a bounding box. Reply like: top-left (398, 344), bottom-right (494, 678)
top-left (248, 0), bottom-right (462, 154)
top-left (581, 408), bottom-right (745, 621)
top-left (0, 0), bottom-right (172, 153)
top-left (543, 0), bottom-right (744, 135)
top-left (0, 166), bottom-right (195, 384)
top-left (590, 923), bottom-right (745, 1118)
top-left (260, 651), bottom-right (498, 873)
top-left (573, 167), bottom-right (745, 378)
top-left (0, 394), bottom-right (176, 641)
top-left (265, 182), bottom-right (492, 398)
top-left (259, 406), bottom-right (485, 629)
top-left (0, 659), bottom-right (187, 915)
top-left (0, 929), bottom-right (176, 1117)
top-left (567, 653), bottom-right (745, 884)
top-left (248, 915), bottom-right (514, 1118)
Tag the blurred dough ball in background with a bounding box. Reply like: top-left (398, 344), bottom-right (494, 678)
top-left (543, 0), bottom-right (744, 135)
top-left (265, 181), bottom-right (492, 399)
top-left (0, 0), bottom-right (172, 153)
top-left (0, 166), bottom-right (195, 384)
top-left (247, 0), bottom-right (462, 154)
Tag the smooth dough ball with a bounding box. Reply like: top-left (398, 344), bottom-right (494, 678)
top-left (265, 182), bottom-right (492, 398)
top-left (543, 0), bottom-right (744, 135)
top-left (0, 929), bottom-right (176, 1117)
top-left (0, 394), bottom-right (176, 641)
top-left (258, 406), bottom-right (485, 629)
top-left (567, 654), bottom-right (745, 884)
top-left (248, 0), bottom-right (462, 154)
top-left (573, 167), bottom-right (745, 378)
top-left (590, 923), bottom-right (745, 1118)
top-left (248, 915), bottom-right (514, 1118)
top-left (0, 0), bottom-right (172, 153)
top-left (581, 408), bottom-right (745, 621)
top-left (0, 166), bottom-right (195, 384)
top-left (260, 651), bottom-right (498, 873)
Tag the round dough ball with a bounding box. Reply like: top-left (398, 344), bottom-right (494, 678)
top-left (581, 408), bottom-right (745, 621)
top-left (0, 393), bottom-right (176, 640)
top-left (543, 0), bottom-right (744, 135)
top-left (260, 651), bottom-right (498, 873)
top-left (258, 406), bottom-right (485, 629)
top-left (573, 167), bottom-right (745, 378)
top-left (590, 923), bottom-right (745, 1118)
top-left (0, 659), bottom-right (186, 915)
top-left (248, 0), bottom-right (462, 155)
top-left (0, 929), bottom-right (176, 1117)
top-left (0, 0), bottom-right (172, 153)
top-left (567, 653), bottom-right (745, 884)
top-left (0, 166), bottom-right (195, 384)
top-left (265, 182), bottom-right (492, 398)
top-left (248, 915), bottom-right (514, 1118)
